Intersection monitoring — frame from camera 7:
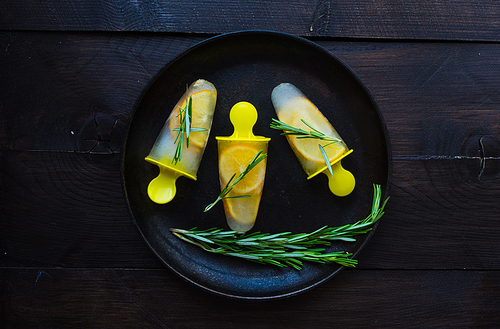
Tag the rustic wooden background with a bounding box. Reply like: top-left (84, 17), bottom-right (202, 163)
top-left (1, 1), bottom-right (499, 327)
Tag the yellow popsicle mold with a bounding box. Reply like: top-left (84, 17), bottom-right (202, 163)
top-left (306, 149), bottom-right (355, 197)
top-left (144, 79), bottom-right (216, 204)
top-left (216, 102), bottom-right (271, 142)
top-left (145, 158), bottom-right (196, 204)
top-left (216, 101), bottom-right (270, 232)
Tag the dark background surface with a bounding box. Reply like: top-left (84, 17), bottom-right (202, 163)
top-left (1, 1), bottom-right (499, 327)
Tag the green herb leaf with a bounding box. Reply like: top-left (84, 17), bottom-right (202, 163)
top-left (172, 96), bottom-right (207, 165)
top-left (319, 144), bottom-right (333, 176)
top-left (270, 118), bottom-right (341, 143)
top-left (173, 184), bottom-right (388, 270)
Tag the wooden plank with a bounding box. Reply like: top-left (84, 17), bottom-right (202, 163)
top-left (2, 33), bottom-right (500, 158)
top-left (1, 1), bottom-right (500, 41)
top-left (0, 32), bottom-right (204, 152)
top-left (1, 33), bottom-right (499, 269)
top-left (359, 158), bottom-right (500, 269)
top-left (1, 151), bottom-right (499, 269)
top-left (0, 151), bottom-right (161, 269)
top-left (1, 268), bottom-right (499, 327)
top-left (322, 40), bottom-right (500, 159)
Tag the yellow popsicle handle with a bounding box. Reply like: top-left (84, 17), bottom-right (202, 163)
top-left (147, 166), bottom-right (182, 204)
top-left (228, 101), bottom-right (258, 139)
top-left (325, 161), bottom-right (356, 197)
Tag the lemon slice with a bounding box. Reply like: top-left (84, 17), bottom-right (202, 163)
top-left (283, 100), bottom-right (346, 164)
top-left (170, 89), bottom-right (216, 148)
top-left (219, 144), bottom-right (266, 194)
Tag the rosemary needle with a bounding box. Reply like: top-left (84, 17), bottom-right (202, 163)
top-left (172, 96), bottom-right (207, 164)
top-left (204, 150), bottom-right (268, 212)
top-left (172, 184), bottom-right (388, 270)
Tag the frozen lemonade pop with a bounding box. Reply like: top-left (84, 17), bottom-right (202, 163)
top-left (145, 79), bottom-right (217, 204)
top-left (271, 83), bottom-right (355, 197)
top-left (216, 102), bottom-right (270, 232)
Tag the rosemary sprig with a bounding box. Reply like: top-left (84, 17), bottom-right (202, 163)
top-left (204, 150), bottom-right (268, 212)
top-left (270, 118), bottom-right (342, 175)
top-left (173, 184), bottom-right (388, 270)
top-left (270, 118), bottom-right (341, 143)
top-left (172, 96), bottom-right (207, 164)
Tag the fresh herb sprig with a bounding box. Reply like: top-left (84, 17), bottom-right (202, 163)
top-left (270, 118), bottom-right (342, 175)
top-left (204, 150), bottom-right (268, 212)
top-left (173, 184), bottom-right (388, 270)
top-left (172, 96), bottom-right (207, 164)
top-left (270, 118), bottom-right (342, 143)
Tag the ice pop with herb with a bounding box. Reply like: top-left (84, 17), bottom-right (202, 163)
top-left (205, 102), bottom-right (270, 232)
top-left (271, 83), bottom-right (355, 197)
top-left (145, 79), bottom-right (217, 204)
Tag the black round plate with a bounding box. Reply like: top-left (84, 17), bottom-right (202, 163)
top-left (122, 31), bottom-right (391, 299)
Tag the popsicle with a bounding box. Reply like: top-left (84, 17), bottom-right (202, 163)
top-left (216, 102), bottom-right (270, 232)
top-left (145, 79), bottom-right (217, 204)
top-left (271, 83), bottom-right (355, 197)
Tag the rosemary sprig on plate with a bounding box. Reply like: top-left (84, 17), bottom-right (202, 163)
top-left (173, 184), bottom-right (388, 270)
top-left (204, 150), bottom-right (268, 212)
top-left (172, 96), bottom-right (207, 164)
top-left (270, 118), bottom-right (342, 175)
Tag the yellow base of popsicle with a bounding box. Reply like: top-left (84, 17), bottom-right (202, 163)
top-left (307, 149), bottom-right (355, 197)
top-left (324, 161), bottom-right (355, 197)
top-left (145, 157), bottom-right (197, 204)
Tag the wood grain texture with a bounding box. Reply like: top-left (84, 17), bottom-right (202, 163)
top-left (1, 27), bottom-right (500, 327)
top-left (2, 33), bottom-right (500, 157)
top-left (325, 41), bottom-right (500, 159)
top-left (1, 1), bottom-right (500, 41)
top-left (1, 268), bottom-right (499, 327)
top-left (0, 33), bottom-right (204, 152)
top-left (359, 158), bottom-right (500, 269)
top-left (1, 33), bottom-right (499, 272)
top-left (1, 151), bottom-right (499, 269)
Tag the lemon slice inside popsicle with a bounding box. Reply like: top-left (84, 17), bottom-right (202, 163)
top-left (288, 106), bottom-right (346, 164)
top-left (219, 144), bottom-right (266, 195)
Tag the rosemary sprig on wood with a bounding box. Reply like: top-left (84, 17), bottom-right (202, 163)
top-left (204, 150), bottom-right (268, 212)
top-left (172, 96), bottom-right (207, 164)
top-left (173, 184), bottom-right (388, 270)
top-left (270, 118), bottom-right (342, 175)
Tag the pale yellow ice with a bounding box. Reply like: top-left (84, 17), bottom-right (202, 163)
top-left (271, 83), bottom-right (347, 177)
top-left (217, 140), bottom-right (268, 232)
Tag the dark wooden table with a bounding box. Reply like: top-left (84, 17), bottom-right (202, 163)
top-left (1, 1), bottom-right (499, 327)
